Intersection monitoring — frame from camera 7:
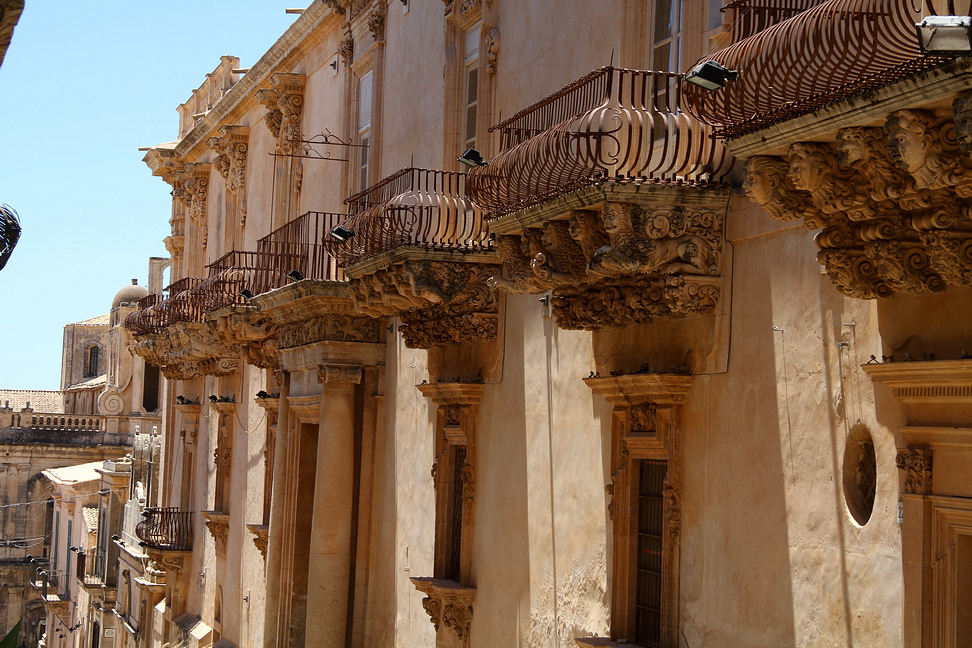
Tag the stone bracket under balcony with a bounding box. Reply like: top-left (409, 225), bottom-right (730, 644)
top-left (132, 322), bottom-right (241, 380)
top-left (207, 305), bottom-right (279, 370)
top-left (742, 95), bottom-right (972, 301)
top-left (202, 511), bottom-right (230, 556)
top-left (410, 577), bottom-right (476, 644)
top-left (345, 249), bottom-right (501, 349)
top-left (486, 183), bottom-right (729, 330)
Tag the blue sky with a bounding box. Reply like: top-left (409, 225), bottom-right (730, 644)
top-left (0, 1), bottom-right (299, 390)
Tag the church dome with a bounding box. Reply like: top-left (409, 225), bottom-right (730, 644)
top-left (112, 279), bottom-right (149, 308)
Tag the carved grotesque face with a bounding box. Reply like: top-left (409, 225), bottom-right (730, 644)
top-left (953, 91), bottom-right (972, 152)
top-left (887, 111), bottom-right (931, 172)
top-left (786, 145), bottom-right (826, 193)
top-left (567, 211), bottom-right (592, 241)
top-left (742, 158), bottom-right (781, 205)
top-left (541, 223), bottom-right (559, 250)
top-left (836, 128), bottom-right (870, 166)
top-left (600, 203), bottom-right (627, 235)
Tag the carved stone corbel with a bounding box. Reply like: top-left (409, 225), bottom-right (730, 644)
top-left (206, 125), bottom-right (249, 197)
top-left (896, 449), bottom-right (933, 495)
top-left (410, 577), bottom-right (476, 645)
top-left (175, 163), bottom-right (211, 223)
top-left (317, 364), bottom-right (363, 384)
top-left (484, 27), bottom-right (499, 75)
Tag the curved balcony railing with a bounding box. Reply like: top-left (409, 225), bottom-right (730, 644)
top-left (683, 0), bottom-right (953, 137)
top-left (135, 507), bottom-right (193, 551)
top-left (465, 67), bottom-right (735, 219)
top-left (329, 168), bottom-right (489, 267)
top-left (123, 278), bottom-right (204, 335)
top-left (256, 210), bottom-right (346, 283)
top-left (722, 0), bottom-right (829, 42)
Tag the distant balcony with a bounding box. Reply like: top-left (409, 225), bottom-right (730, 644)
top-left (331, 168), bottom-right (490, 269)
top-left (466, 67), bottom-right (734, 219)
top-left (135, 507), bottom-right (193, 551)
top-left (76, 549), bottom-right (115, 589)
top-left (683, 0), bottom-right (954, 138)
top-left (721, 0), bottom-right (827, 43)
top-left (124, 278), bottom-right (204, 336)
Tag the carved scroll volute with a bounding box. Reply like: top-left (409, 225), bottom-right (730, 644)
top-left (175, 163), bottom-right (211, 223)
top-left (206, 125), bottom-right (249, 197)
top-left (256, 73), bottom-right (306, 154)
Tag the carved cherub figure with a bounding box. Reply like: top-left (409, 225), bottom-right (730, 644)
top-left (742, 156), bottom-right (808, 221)
top-left (402, 261), bottom-right (449, 305)
top-left (886, 109), bottom-right (966, 190)
top-left (786, 142), bottom-right (863, 215)
top-left (588, 202), bottom-right (644, 276)
top-left (837, 126), bottom-right (913, 203)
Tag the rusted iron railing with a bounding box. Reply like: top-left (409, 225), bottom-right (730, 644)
top-left (135, 507), bottom-right (193, 551)
top-left (123, 278), bottom-right (204, 335)
top-left (77, 550), bottom-right (113, 587)
top-left (722, 0), bottom-right (829, 42)
top-left (257, 211), bottom-right (346, 282)
top-left (683, 0), bottom-right (952, 137)
top-left (329, 168), bottom-right (489, 267)
top-left (196, 250), bottom-right (302, 312)
top-left (466, 67), bottom-right (735, 219)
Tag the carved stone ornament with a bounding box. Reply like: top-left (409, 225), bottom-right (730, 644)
top-left (131, 322), bottom-right (241, 380)
top-left (745, 107), bottom-right (972, 299)
top-left (457, 0), bottom-right (482, 19)
top-left (338, 38), bottom-right (354, 67)
top-left (276, 313), bottom-right (380, 349)
top-left (202, 511), bottom-right (230, 555)
top-left (206, 125), bottom-right (248, 196)
top-left (368, 9), bottom-right (385, 42)
top-left (174, 164), bottom-right (210, 223)
top-left (146, 549), bottom-right (189, 573)
top-left (349, 260), bottom-right (501, 348)
top-left (317, 364), bottom-right (363, 384)
top-left (208, 308), bottom-right (279, 369)
top-left (485, 27), bottom-right (499, 75)
top-left (410, 577), bottom-right (476, 642)
top-left (490, 202), bottom-right (723, 330)
top-left (322, 0), bottom-right (346, 14)
top-left (256, 73), bottom-right (306, 155)
top-left (247, 524), bottom-right (269, 559)
top-left (896, 448), bottom-right (933, 495)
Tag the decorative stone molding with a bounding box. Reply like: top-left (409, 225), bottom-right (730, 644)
top-left (317, 364), bottom-right (363, 384)
top-left (484, 27), bottom-right (499, 75)
top-left (367, 8), bottom-right (385, 42)
top-left (488, 187), bottom-right (727, 330)
top-left (256, 73), bottom-right (306, 155)
top-left (174, 163), bottom-right (210, 223)
top-left (206, 125), bottom-right (249, 197)
top-left (349, 259), bottom-right (500, 348)
top-left (202, 511), bottom-right (230, 556)
top-left (743, 106), bottom-right (972, 298)
top-left (146, 549), bottom-right (190, 573)
top-left (277, 313), bottom-right (380, 349)
top-left (143, 148), bottom-right (184, 186)
top-left (132, 322), bottom-right (241, 379)
top-left (323, 0), bottom-right (346, 14)
top-left (584, 373), bottom-right (692, 647)
top-left (896, 449), bottom-right (933, 495)
top-left (410, 577), bottom-right (476, 643)
top-left (208, 307), bottom-right (279, 369)
top-left (338, 37), bottom-right (354, 67)
top-left (246, 524), bottom-right (269, 559)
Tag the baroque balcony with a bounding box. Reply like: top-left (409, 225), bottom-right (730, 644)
top-left (135, 507), bottom-right (193, 551)
top-left (465, 67), bottom-right (735, 331)
top-left (683, 0), bottom-right (956, 140)
top-left (687, 0), bottom-right (972, 300)
top-left (328, 168), bottom-right (500, 348)
top-left (124, 278), bottom-right (205, 336)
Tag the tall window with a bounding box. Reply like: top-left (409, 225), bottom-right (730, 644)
top-left (651, 0), bottom-right (682, 72)
top-left (85, 346), bottom-right (100, 377)
top-left (462, 24), bottom-right (480, 151)
top-left (357, 71), bottom-right (373, 192)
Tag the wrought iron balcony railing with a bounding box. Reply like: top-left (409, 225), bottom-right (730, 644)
top-left (135, 507), bottom-right (193, 551)
top-left (330, 168), bottom-right (489, 267)
top-left (76, 549), bottom-right (114, 587)
top-left (465, 67), bottom-right (735, 219)
top-left (722, 0), bottom-right (828, 42)
top-left (683, 0), bottom-right (953, 137)
top-left (124, 278), bottom-right (204, 335)
top-left (256, 210), bottom-right (346, 283)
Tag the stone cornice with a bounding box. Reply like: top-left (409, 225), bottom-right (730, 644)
top-left (416, 382), bottom-right (485, 407)
top-left (208, 401), bottom-right (236, 416)
top-left (251, 280), bottom-right (356, 323)
top-left (862, 359), bottom-right (972, 405)
top-left (584, 373), bottom-right (694, 406)
top-left (174, 2), bottom-right (338, 161)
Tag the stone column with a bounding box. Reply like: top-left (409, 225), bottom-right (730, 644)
top-left (263, 373), bottom-right (292, 648)
top-left (304, 364), bottom-right (361, 648)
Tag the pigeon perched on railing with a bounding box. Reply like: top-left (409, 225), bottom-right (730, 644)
top-left (0, 203), bottom-right (21, 271)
